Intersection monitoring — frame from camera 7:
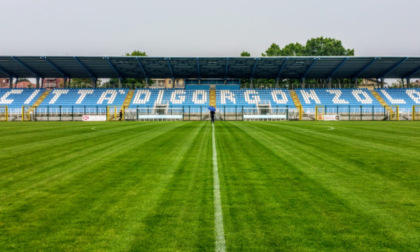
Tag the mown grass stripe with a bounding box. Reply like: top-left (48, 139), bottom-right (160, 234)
top-left (213, 124), bottom-right (226, 252)
top-left (223, 121), bottom-right (419, 250)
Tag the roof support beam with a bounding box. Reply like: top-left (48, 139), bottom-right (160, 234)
top-left (250, 58), bottom-right (259, 79)
top-left (11, 56), bottom-right (42, 78)
top-left (136, 57), bottom-right (149, 88)
top-left (354, 57), bottom-right (379, 78)
top-left (105, 57), bottom-right (122, 79)
top-left (73, 57), bottom-right (96, 80)
top-left (275, 57), bottom-right (289, 81)
top-left (166, 58), bottom-right (175, 79)
top-left (380, 57), bottom-right (409, 78)
top-left (43, 57), bottom-right (69, 78)
top-left (405, 65), bottom-right (420, 79)
top-left (224, 57), bottom-right (229, 82)
top-left (327, 57), bottom-right (348, 79)
top-left (0, 65), bottom-right (13, 78)
top-left (196, 57), bottom-right (201, 83)
top-left (303, 58), bottom-right (319, 78)
top-left (136, 57), bottom-right (148, 79)
top-left (9, 77), bottom-right (14, 88)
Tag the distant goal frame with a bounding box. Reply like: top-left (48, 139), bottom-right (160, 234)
top-left (413, 105), bottom-right (420, 121)
top-left (315, 105), bottom-right (325, 121)
top-left (0, 105), bottom-right (8, 122)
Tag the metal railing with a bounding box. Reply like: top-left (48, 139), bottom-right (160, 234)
top-left (1, 105), bottom-right (418, 121)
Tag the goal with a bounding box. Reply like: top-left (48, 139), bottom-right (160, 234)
top-left (22, 106), bottom-right (31, 121)
top-left (106, 106), bottom-right (118, 121)
top-left (412, 105), bottom-right (420, 121)
top-left (389, 105), bottom-right (399, 121)
top-left (315, 105), bottom-right (325, 121)
top-left (0, 106), bottom-right (8, 122)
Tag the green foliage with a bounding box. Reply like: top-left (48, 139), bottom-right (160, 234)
top-left (106, 50), bottom-right (149, 88)
top-left (261, 37), bottom-right (355, 87)
top-left (240, 51), bottom-right (251, 57)
top-left (66, 78), bottom-right (95, 88)
top-left (305, 37), bottom-right (354, 56)
top-left (262, 37), bottom-right (354, 57)
top-left (125, 50), bottom-right (147, 57)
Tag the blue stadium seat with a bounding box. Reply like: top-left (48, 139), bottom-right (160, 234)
top-left (376, 89), bottom-right (420, 112)
top-left (295, 89), bottom-right (381, 113)
top-left (0, 88), bottom-right (45, 108)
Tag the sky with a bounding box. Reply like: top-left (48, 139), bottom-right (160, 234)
top-left (1, 0), bottom-right (420, 57)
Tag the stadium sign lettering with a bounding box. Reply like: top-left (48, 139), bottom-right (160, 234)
top-left (0, 89), bottom-right (23, 104)
top-left (406, 90), bottom-right (420, 104)
top-left (271, 90), bottom-right (288, 104)
top-left (97, 90), bottom-right (118, 104)
top-left (220, 90), bottom-right (236, 104)
top-left (132, 90), bottom-right (151, 104)
top-left (76, 90), bottom-right (94, 104)
top-left (380, 90), bottom-right (406, 104)
top-left (244, 90), bottom-right (260, 104)
top-left (300, 90), bottom-right (321, 104)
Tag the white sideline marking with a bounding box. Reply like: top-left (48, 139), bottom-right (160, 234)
top-left (212, 124), bottom-right (226, 252)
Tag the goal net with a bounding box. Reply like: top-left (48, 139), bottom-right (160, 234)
top-left (315, 105), bottom-right (325, 121)
top-left (107, 106), bottom-right (118, 121)
top-left (22, 106), bottom-right (31, 121)
top-left (389, 105), bottom-right (399, 121)
top-left (412, 105), bottom-right (420, 121)
top-left (0, 106), bottom-right (8, 122)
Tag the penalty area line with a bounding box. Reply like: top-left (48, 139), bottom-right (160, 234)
top-left (212, 124), bottom-right (226, 252)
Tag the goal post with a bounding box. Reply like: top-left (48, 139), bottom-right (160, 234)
top-left (22, 106), bottom-right (31, 121)
top-left (0, 105), bottom-right (8, 122)
top-left (413, 105), bottom-right (420, 121)
top-left (121, 106), bottom-right (126, 121)
top-left (106, 106), bottom-right (117, 121)
top-left (315, 105), bottom-right (325, 121)
top-left (390, 105), bottom-right (399, 121)
top-left (297, 105), bottom-right (302, 121)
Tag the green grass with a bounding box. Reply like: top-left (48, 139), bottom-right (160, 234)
top-left (0, 121), bottom-right (419, 251)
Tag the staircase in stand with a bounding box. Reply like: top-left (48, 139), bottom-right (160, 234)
top-left (370, 90), bottom-right (390, 112)
top-left (28, 89), bottom-right (51, 114)
top-left (118, 90), bottom-right (134, 121)
top-left (290, 90), bottom-right (303, 120)
top-left (289, 90), bottom-right (302, 108)
top-left (209, 87), bottom-right (216, 107)
top-left (121, 90), bottom-right (134, 111)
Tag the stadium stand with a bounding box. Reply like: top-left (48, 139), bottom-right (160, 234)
top-left (3, 86), bottom-right (420, 120)
top-left (376, 89), bottom-right (420, 112)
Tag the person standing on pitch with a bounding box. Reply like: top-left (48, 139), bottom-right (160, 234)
top-left (210, 110), bottom-right (215, 124)
top-left (119, 109), bottom-right (123, 121)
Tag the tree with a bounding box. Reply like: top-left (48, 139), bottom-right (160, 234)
top-left (262, 37), bottom-right (355, 87)
top-left (304, 37), bottom-right (354, 56)
top-left (240, 51), bottom-right (251, 57)
top-left (68, 78), bottom-right (93, 88)
top-left (261, 43), bottom-right (282, 57)
top-left (262, 37), bottom-right (354, 57)
top-left (106, 50), bottom-right (149, 88)
top-left (125, 50), bottom-right (147, 57)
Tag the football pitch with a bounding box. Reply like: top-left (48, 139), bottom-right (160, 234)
top-left (0, 121), bottom-right (419, 251)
